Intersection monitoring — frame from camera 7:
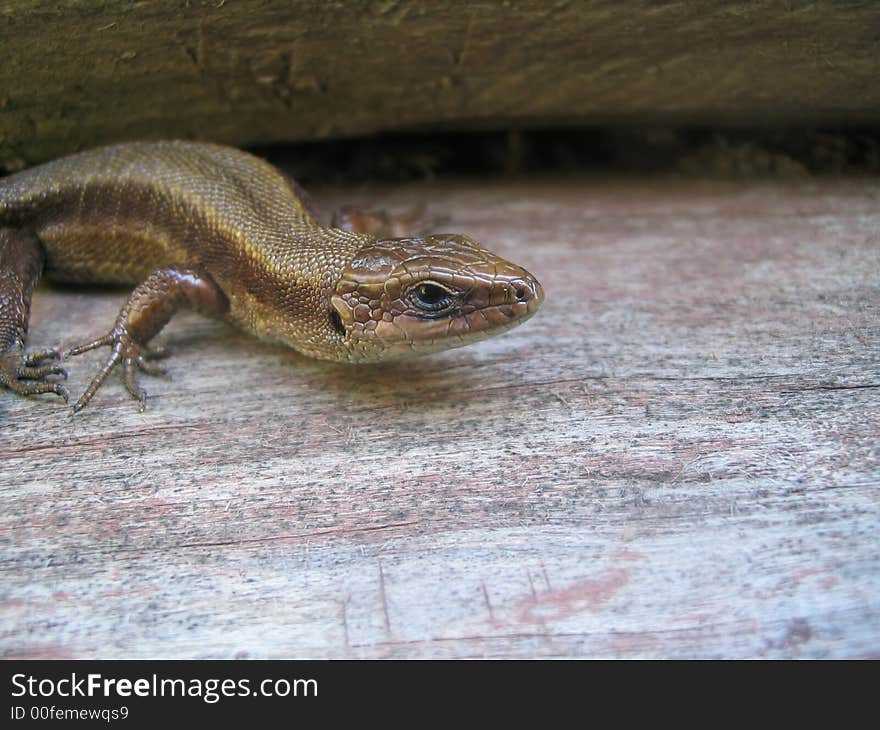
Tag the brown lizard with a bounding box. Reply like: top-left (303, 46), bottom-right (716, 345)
top-left (0, 140), bottom-right (543, 412)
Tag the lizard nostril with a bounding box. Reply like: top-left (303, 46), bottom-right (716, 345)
top-left (510, 279), bottom-right (531, 302)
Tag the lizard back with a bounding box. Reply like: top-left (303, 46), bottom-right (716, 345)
top-left (0, 140), bottom-right (363, 287)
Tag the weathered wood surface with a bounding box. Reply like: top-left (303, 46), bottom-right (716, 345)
top-left (3, 0), bottom-right (880, 170)
top-left (1, 173), bottom-right (878, 658)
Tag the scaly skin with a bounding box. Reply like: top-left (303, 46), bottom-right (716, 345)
top-left (0, 140), bottom-right (543, 411)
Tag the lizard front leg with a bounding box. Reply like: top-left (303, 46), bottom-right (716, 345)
top-left (66, 267), bottom-right (229, 412)
top-left (0, 227), bottom-right (69, 402)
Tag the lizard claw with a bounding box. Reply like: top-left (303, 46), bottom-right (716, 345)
top-left (0, 349), bottom-right (69, 402)
top-left (65, 328), bottom-right (168, 413)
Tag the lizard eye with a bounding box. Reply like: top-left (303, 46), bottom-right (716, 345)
top-left (407, 282), bottom-right (455, 312)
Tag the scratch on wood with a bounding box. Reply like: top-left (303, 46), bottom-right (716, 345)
top-left (340, 595), bottom-right (351, 649)
top-left (517, 568), bottom-right (630, 624)
top-left (170, 520), bottom-right (419, 552)
top-left (540, 560), bottom-right (552, 590)
top-left (481, 580), bottom-right (495, 622)
top-left (378, 561), bottom-right (391, 637)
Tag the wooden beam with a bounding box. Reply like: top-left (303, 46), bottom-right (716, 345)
top-left (2, 1), bottom-right (879, 170)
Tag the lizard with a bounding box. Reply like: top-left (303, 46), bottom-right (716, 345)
top-left (0, 140), bottom-right (544, 412)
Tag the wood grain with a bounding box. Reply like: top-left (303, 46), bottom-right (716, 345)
top-left (1, 173), bottom-right (878, 658)
top-left (3, 0), bottom-right (880, 170)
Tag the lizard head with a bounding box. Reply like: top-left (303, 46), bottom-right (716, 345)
top-left (328, 234), bottom-right (544, 361)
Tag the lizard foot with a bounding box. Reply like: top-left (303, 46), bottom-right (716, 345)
top-left (65, 329), bottom-right (169, 413)
top-left (0, 348), bottom-right (69, 402)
